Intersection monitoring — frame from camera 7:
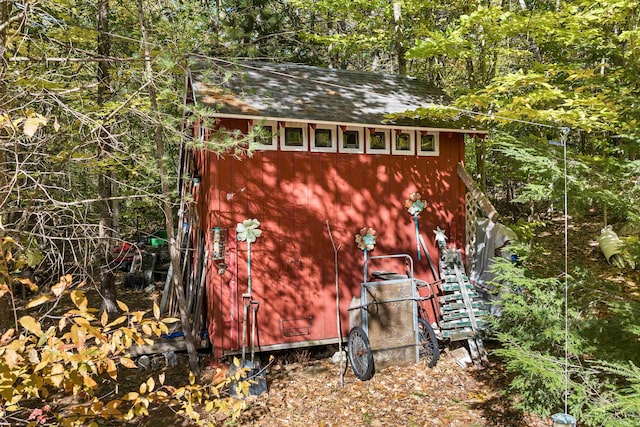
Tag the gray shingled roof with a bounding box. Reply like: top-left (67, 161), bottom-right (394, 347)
top-left (189, 59), bottom-right (476, 129)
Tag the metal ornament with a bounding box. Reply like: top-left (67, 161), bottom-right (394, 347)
top-left (405, 192), bottom-right (425, 260)
top-left (236, 218), bottom-right (262, 243)
top-left (355, 227), bottom-right (377, 251)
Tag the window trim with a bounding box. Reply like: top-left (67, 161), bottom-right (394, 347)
top-left (417, 131), bottom-right (440, 157)
top-left (392, 129), bottom-right (416, 155)
top-left (366, 128), bottom-right (391, 154)
top-left (250, 120), bottom-right (278, 151)
top-left (310, 124), bottom-right (337, 153)
top-left (280, 122), bottom-right (308, 152)
top-left (338, 126), bottom-right (364, 154)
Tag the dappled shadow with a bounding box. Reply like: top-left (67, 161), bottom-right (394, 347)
top-left (468, 351), bottom-right (541, 426)
top-left (194, 118), bottom-right (467, 356)
top-left (191, 59), bottom-right (450, 127)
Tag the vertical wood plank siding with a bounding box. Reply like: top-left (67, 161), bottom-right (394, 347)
top-left (196, 120), bottom-right (466, 356)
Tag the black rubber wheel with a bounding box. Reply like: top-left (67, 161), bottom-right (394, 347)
top-left (417, 318), bottom-right (440, 368)
top-left (348, 326), bottom-right (374, 381)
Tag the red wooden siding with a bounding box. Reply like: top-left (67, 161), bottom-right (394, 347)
top-left (194, 120), bottom-right (466, 356)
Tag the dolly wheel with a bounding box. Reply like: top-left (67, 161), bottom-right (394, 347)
top-left (348, 326), bottom-right (374, 380)
top-left (417, 318), bottom-right (440, 368)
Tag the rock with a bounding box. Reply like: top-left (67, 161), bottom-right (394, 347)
top-left (331, 351), bottom-right (347, 364)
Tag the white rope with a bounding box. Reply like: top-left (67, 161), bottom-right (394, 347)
top-left (562, 127), bottom-right (570, 415)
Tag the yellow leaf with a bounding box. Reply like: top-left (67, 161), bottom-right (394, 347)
top-left (122, 392), bottom-right (139, 401)
top-left (106, 316), bottom-right (127, 328)
top-left (101, 310), bottom-right (108, 327)
top-left (26, 294), bottom-right (52, 308)
top-left (146, 377), bottom-right (155, 392)
top-left (139, 382), bottom-right (147, 394)
top-left (73, 317), bottom-right (106, 341)
top-left (19, 315), bottom-right (43, 336)
top-left (153, 303), bottom-right (160, 320)
top-left (106, 358), bottom-right (118, 380)
top-left (103, 400), bottom-right (122, 416)
top-left (159, 372), bottom-right (165, 385)
top-left (58, 316), bottom-right (67, 331)
top-left (120, 357), bottom-right (136, 369)
top-left (50, 363), bottom-right (65, 387)
top-left (161, 317), bottom-right (180, 324)
top-left (4, 349), bottom-right (21, 368)
top-left (84, 375), bottom-right (98, 388)
top-left (35, 359), bottom-right (49, 372)
top-left (141, 323), bottom-right (152, 335)
top-left (70, 290), bottom-right (88, 311)
top-left (16, 278), bottom-right (38, 292)
top-left (233, 357), bottom-right (241, 368)
top-left (23, 117), bottom-right (41, 137)
top-left (185, 403), bottom-right (199, 421)
top-left (189, 371), bottom-right (196, 385)
top-left (51, 279), bottom-right (67, 297)
top-left (116, 300), bottom-right (129, 312)
top-left (28, 347), bottom-right (40, 364)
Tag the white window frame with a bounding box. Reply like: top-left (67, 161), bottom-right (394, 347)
top-left (392, 129), bottom-right (416, 155)
top-left (417, 131), bottom-right (440, 156)
top-left (250, 120), bottom-right (278, 151)
top-left (280, 122), bottom-right (308, 152)
top-left (366, 128), bottom-right (391, 154)
top-left (338, 126), bottom-right (364, 154)
top-left (310, 124), bottom-right (337, 153)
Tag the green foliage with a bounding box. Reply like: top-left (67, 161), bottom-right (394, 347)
top-left (489, 253), bottom-right (640, 425)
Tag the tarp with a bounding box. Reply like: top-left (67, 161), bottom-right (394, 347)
top-left (469, 218), bottom-right (516, 316)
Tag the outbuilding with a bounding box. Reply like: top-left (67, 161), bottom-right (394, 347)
top-left (183, 59), bottom-right (486, 357)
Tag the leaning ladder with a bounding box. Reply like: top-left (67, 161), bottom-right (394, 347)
top-left (437, 245), bottom-right (487, 364)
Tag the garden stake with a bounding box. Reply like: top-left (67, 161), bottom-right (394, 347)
top-left (325, 220), bottom-right (344, 387)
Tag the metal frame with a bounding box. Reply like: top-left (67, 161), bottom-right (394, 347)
top-left (351, 254), bottom-right (422, 364)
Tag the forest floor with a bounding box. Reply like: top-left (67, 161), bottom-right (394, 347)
top-left (222, 348), bottom-right (547, 427)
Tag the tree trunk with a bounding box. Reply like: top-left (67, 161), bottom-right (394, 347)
top-left (0, 0), bottom-right (13, 333)
top-left (97, 0), bottom-right (118, 313)
top-left (136, 0), bottom-right (200, 375)
top-left (393, 2), bottom-right (406, 75)
top-left (475, 136), bottom-right (487, 193)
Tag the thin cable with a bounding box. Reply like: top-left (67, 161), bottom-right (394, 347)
top-left (563, 131), bottom-right (569, 414)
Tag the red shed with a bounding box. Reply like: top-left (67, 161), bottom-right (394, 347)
top-left (184, 60), bottom-right (486, 357)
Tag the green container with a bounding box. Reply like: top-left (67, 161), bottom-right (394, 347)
top-left (150, 238), bottom-right (164, 248)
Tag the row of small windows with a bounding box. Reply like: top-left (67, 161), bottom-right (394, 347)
top-left (249, 121), bottom-right (440, 156)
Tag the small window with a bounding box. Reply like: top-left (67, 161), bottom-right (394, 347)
top-left (338, 126), bottom-right (364, 153)
top-left (392, 129), bottom-right (415, 155)
top-left (311, 125), bottom-right (337, 152)
top-left (250, 120), bottom-right (277, 150)
top-left (280, 122), bottom-right (308, 151)
top-left (366, 128), bottom-right (390, 154)
top-left (418, 131), bottom-right (439, 156)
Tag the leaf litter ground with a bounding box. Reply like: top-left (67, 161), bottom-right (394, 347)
top-left (227, 348), bottom-right (547, 427)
